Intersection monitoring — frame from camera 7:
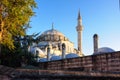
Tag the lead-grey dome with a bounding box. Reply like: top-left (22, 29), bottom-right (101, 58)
top-left (41, 29), bottom-right (64, 36)
top-left (94, 47), bottom-right (115, 55)
top-left (50, 56), bottom-right (61, 61)
top-left (66, 53), bottom-right (79, 58)
top-left (39, 58), bottom-right (47, 62)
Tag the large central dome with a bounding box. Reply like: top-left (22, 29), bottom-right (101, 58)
top-left (41, 29), bottom-right (65, 37)
top-left (38, 29), bottom-right (68, 41)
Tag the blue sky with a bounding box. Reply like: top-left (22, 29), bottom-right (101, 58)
top-left (28, 0), bottom-right (120, 55)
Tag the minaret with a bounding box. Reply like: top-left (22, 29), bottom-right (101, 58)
top-left (93, 34), bottom-right (98, 53)
top-left (76, 10), bottom-right (83, 56)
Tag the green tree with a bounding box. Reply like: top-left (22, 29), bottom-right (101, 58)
top-left (0, 0), bottom-right (36, 53)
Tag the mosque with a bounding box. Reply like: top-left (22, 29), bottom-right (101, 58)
top-left (29, 11), bottom-right (115, 63)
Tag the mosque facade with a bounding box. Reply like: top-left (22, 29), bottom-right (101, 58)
top-left (38, 28), bottom-right (120, 73)
top-left (29, 10), bottom-right (118, 70)
top-left (29, 11), bottom-right (84, 61)
top-left (38, 29), bottom-right (119, 72)
top-left (28, 11), bottom-right (120, 72)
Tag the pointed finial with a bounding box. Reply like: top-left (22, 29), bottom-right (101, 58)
top-left (78, 9), bottom-right (81, 20)
top-left (52, 22), bottom-right (54, 30)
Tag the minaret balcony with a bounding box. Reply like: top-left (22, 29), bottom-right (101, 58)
top-left (76, 26), bottom-right (83, 31)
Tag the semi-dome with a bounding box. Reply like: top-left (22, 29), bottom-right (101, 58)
top-left (50, 56), bottom-right (61, 61)
top-left (94, 47), bottom-right (115, 55)
top-left (66, 53), bottom-right (79, 58)
top-left (33, 47), bottom-right (46, 57)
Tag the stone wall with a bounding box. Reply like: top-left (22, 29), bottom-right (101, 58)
top-left (0, 65), bottom-right (15, 80)
top-left (39, 51), bottom-right (120, 72)
top-left (13, 69), bottom-right (120, 80)
top-left (0, 65), bottom-right (120, 80)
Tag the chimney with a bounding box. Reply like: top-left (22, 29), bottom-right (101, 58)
top-left (47, 43), bottom-right (51, 61)
top-left (93, 34), bottom-right (98, 53)
top-left (62, 43), bottom-right (66, 59)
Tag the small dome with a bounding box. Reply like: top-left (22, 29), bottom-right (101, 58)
top-left (50, 56), bottom-right (61, 61)
top-left (33, 47), bottom-right (46, 57)
top-left (66, 53), bottom-right (79, 58)
top-left (39, 58), bottom-right (47, 62)
top-left (94, 47), bottom-right (115, 55)
top-left (34, 47), bottom-right (44, 53)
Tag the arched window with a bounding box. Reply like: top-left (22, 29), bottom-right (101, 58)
top-left (62, 43), bottom-right (66, 50)
top-left (58, 43), bottom-right (61, 50)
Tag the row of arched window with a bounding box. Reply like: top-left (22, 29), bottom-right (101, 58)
top-left (38, 35), bottom-right (68, 41)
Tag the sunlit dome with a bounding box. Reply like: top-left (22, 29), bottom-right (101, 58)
top-left (41, 29), bottom-right (64, 36)
top-left (37, 29), bottom-right (68, 42)
top-left (66, 53), bottom-right (79, 58)
top-left (39, 58), bottom-right (47, 62)
top-left (50, 56), bottom-right (61, 61)
top-left (94, 47), bottom-right (115, 55)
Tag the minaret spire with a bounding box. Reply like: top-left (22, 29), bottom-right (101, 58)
top-left (78, 9), bottom-right (81, 20)
top-left (76, 10), bottom-right (83, 56)
top-left (77, 10), bottom-right (82, 26)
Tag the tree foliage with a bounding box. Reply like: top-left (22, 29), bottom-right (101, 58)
top-left (1, 44), bottom-right (38, 67)
top-left (0, 0), bottom-right (36, 49)
top-left (0, 33), bottom-right (40, 67)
